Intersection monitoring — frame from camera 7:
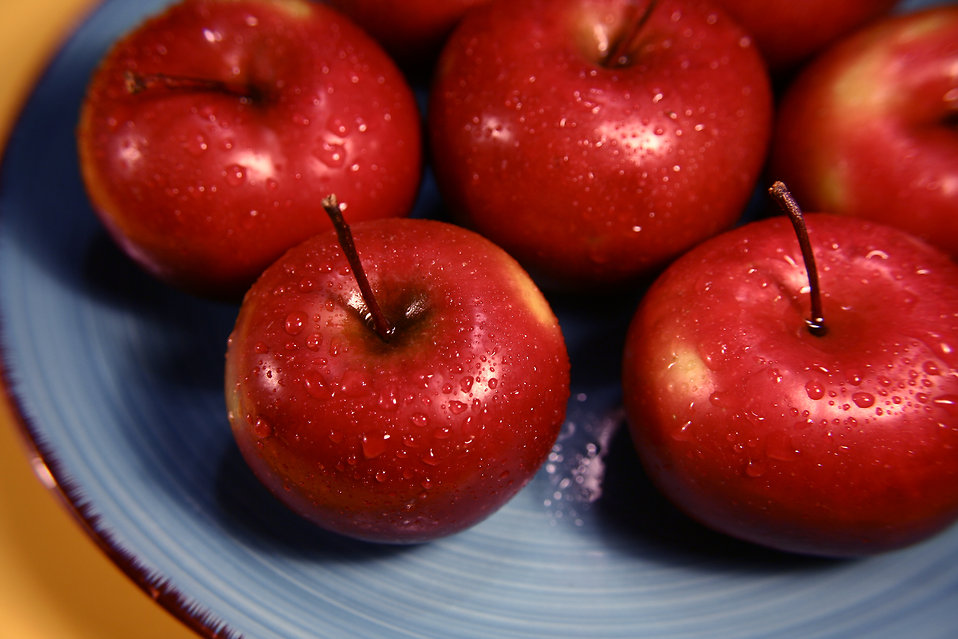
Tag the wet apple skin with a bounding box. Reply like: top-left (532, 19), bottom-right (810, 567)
top-left (428, 0), bottom-right (772, 290)
top-left (771, 7), bottom-right (958, 259)
top-left (78, 0), bottom-right (422, 299)
top-left (226, 218), bottom-right (570, 543)
top-left (623, 214), bottom-right (958, 557)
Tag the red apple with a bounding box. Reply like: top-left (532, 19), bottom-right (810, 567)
top-left (769, 6), bottom-right (958, 258)
top-left (77, 0), bottom-right (423, 299)
top-left (326, 0), bottom-right (491, 66)
top-left (712, 0), bottom-right (898, 72)
top-left (224, 198), bottom-right (570, 543)
top-left (428, 0), bottom-right (772, 290)
top-left (622, 183), bottom-right (958, 557)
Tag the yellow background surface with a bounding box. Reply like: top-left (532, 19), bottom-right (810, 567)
top-left (0, 1), bottom-right (196, 637)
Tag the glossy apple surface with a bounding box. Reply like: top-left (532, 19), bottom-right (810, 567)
top-left (770, 6), bottom-right (958, 257)
top-left (225, 216), bottom-right (570, 543)
top-left (623, 212), bottom-right (958, 557)
top-left (713, 0), bottom-right (897, 71)
top-left (428, 0), bottom-right (772, 290)
top-left (327, 0), bottom-right (491, 66)
top-left (78, 0), bottom-right (422, 299)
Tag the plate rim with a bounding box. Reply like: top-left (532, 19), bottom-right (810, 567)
top-left (1, 1), bottom-right (957, 638)
top-left (0, 0), bottom-right (233, 635)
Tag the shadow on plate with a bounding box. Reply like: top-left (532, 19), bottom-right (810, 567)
top-left (542, 272), bottom-right (844, 573)
top-left (81, 231), bottom-right (239, 394)
top-left (593, 420), bottom-right (844, 572)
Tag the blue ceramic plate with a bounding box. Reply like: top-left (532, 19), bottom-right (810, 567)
top-left (2, 1), bottom-right (956, 637)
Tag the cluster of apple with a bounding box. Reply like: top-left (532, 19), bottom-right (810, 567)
top-left (76, 0), bottom-right (958, 555)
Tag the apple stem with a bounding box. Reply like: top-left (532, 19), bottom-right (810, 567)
top-left (603, 0), bottom-right (659, 68)
top-left (321, 195), bottom-right (394, 341)
top-left (124, 71), bottom-right (263, 103)
top-left (769, 181), bottom-right (827, 337)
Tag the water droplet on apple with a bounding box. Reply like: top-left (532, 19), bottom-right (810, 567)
top-left (672, 421), bottom-right (693, 441)
top-left (284, 311), bottom-right (306, 335)
top-left (448, 400), bottom-right (467, 415)
top-left (923, 360), bottom-right (942, 376)
top-left (225, 164), bottom-right (246, 186)
top-left (852, 392), bottom-right (876, 409)
top-left (708, 391), bottom-right (729, 407)
top-left (303, 370), bottom-right (327, 399)
top-left (252, 417), bottom-right (272, 439)
top-left (410, 413), bottom-right (428, 428)
top-left (304, 333), bottom-right (322, 350)
top-left (362, 433), bottom-right (389, 459)
top-left (315, 140), bottom-right (346, 168)
top-left (805, 381), bottom-right (825, 400)
top-left (933, 394), bottom-right (958, 416)
top-left (422, 449), bottom-right (440, 466)
top-left (766, 430), bottom-right (800, 461)
top-left (327, 116), bottom-right (350, 136)
top-left (487, 378), bottom-right (499, 390)
top-left (186, 133), bottom-right (208, 156)
top-left (744, 457), bottom-right (766, 478)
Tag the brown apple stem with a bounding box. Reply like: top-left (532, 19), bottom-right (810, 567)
top-left (124, 71), bottom-right (261, 102)
top-left (602, 0), bottom-right (659, 68)
top-left (769, 181), bottom-right (827, 337)
top-left (321, 195), bottom-right (394, 341)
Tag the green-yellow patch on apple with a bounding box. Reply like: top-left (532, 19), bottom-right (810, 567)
top-left (214, 0), bottom-right (313, 19)
top-left (894, 8), bottom-right (955, 43)
top-left (661, 344), bottom-right (712, 399)
top-left (502, 258), bottom-right (559, 329)
top-left (830, 10), bottom-right (950, 118)
top-left (814, 159), bottom-right (850, 214)
top-left (830, 43), bottom-right (894, 116)
top-left (809, 8), bottom-right (956, 218)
